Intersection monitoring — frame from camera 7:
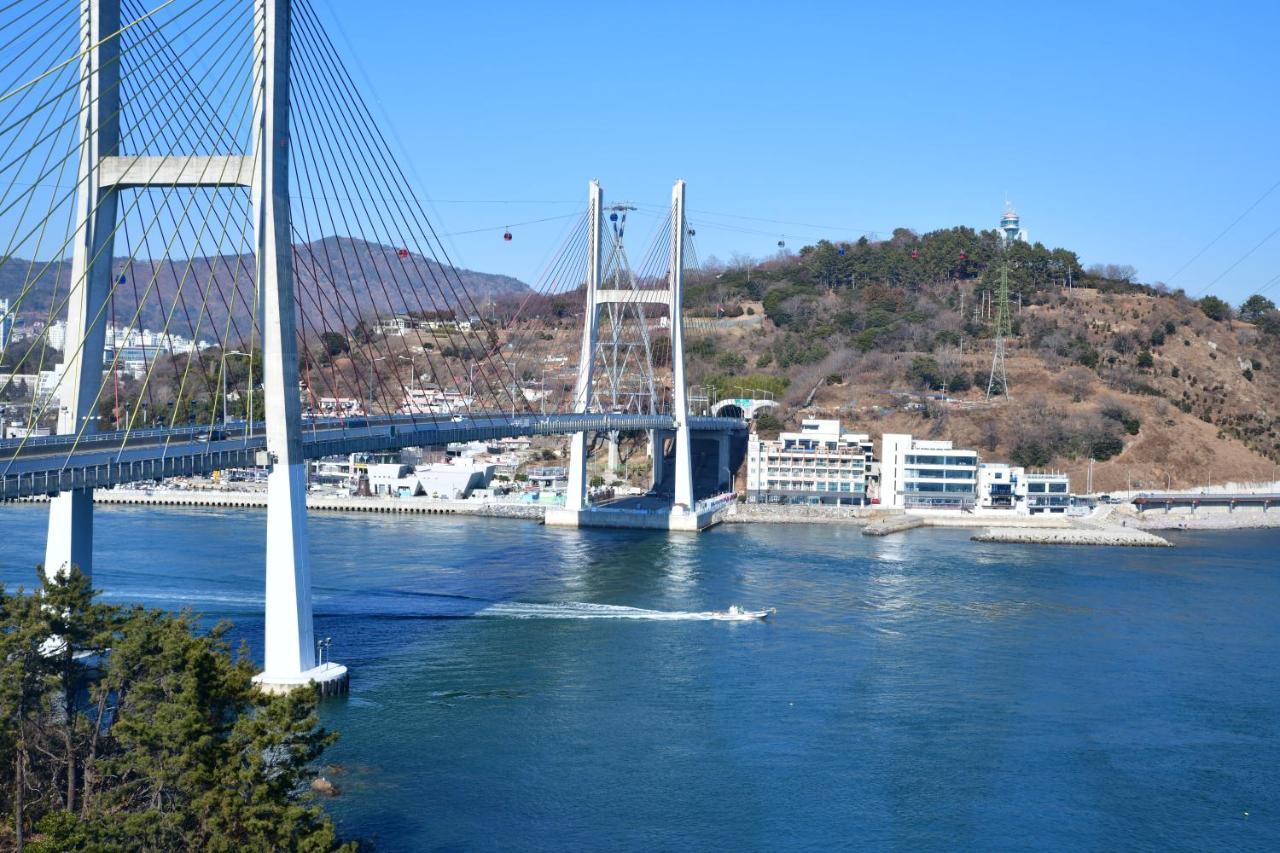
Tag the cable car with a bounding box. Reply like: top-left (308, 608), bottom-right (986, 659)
top-left (609, 212), bottom-right (618, 222)
top-left (688, 228), bottom-right (696, 236)
top-left (503, 231), bottom-right (512, 241)
top-left (837, 248), bottom-right (846, 257)
top-left (777, 240), bottom-right (785, 249)
top-left (910, 249), bottom-right (920, 259)
top-left (959, 251), bottom-right (967, 261)
top-left (397, 248), bottom-right (409, 259)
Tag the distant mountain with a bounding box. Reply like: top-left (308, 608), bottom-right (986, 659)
top-left (0, 236), bottom-right (529, 342)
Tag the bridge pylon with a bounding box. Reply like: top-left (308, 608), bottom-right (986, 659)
top-left (44, 0), bottom-right (342, 693)
top-left (557, 179), bottom-right (696, 522)
top-left (250, 0), bottom-right (345, 696)
top-left (43, 0), bottom-right (123, 581)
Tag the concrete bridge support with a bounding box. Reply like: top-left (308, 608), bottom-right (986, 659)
top-left (44, 0), bottom-right (123, 580)
top-left (607, 430), bottom-right (620, 474)
top-left (564, 180), bottom-right (603, 513)
top-left (716, 431), bottom-right (731, 493)
top-left (250, 0), bottom-right (344, 695)
top-left (668, 180), bottom-right (695, 512)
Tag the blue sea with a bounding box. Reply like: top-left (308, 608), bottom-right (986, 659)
top-left (2, 504), bottom-right (1277, 851)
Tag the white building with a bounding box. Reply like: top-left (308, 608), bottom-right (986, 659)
top-left (978, 462), bottom-right (1026, 511)
top-left (1025, 471), bottom-right (1070, 514)
top-left (0, 298), bottom-right (12, 350)
top-left (366, 460), bottom-right (494, 499)
top-left (47, 320), bottom-right (66, 351)
top-left (746, 419), bottom-right (875, 505)
top-left (880, 433), bottom-right (978, 510)
top-left (977, 463), bottom-right (1071, 515)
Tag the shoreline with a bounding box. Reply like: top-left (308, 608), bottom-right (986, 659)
top-left (11, 491), bottom-right (1280, 541)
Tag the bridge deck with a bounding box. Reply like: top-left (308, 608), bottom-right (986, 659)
top-left (1, 413), bottom-right (745, 500)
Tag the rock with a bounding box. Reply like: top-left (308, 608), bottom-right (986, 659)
top-left (311, 776), bottom-right (341, 797)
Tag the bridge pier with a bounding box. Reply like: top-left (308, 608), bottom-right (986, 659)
top-left (649, 429), bottom-right (667, 491)
top-left (43, 0), bottom-right (123, 582)
top-left (607, 429), bottom-right (620, 475)
top-left (45, 490), bottom-right (94, 579)
top-left (668, 180), bottom-right (695, 514)
top-left (716, 432), bottom-right (732, 493)
top-left (249, 0), bottom-right (344, 696)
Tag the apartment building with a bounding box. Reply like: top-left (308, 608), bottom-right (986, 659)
top-left (746, 419), bottom-right (875, 505)
top-left (879, 433), bottom-right (979, 509)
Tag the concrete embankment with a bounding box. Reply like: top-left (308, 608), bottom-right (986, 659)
top-left (861, 515), bottom-right (925, 536)
top-left (29, 490), bottom-right (546, 520)
top-left (722, 503), bottom-right (874, 525)
top-left (972, 526), bottom-right (1172, 547)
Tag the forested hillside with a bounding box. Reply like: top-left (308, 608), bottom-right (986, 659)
top-left (670, 226), bottom-right (1280, 491)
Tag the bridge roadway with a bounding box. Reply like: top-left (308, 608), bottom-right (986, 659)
top-left (0, 412), bottom-right (745, 501)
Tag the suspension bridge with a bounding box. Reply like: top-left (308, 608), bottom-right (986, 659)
top-left (0, 0), bottom-right (745, 693)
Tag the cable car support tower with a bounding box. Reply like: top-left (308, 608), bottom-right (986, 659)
top-left (986, 258), bottom-right (1012, 400)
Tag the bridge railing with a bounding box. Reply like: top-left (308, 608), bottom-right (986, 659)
top-left (2, 413), bottom-right (746, 500)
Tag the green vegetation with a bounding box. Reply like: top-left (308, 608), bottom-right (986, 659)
top-left (1198, 295), bottom-right (1232, 321)
top-left (0, 568), bottom-right (351, 851)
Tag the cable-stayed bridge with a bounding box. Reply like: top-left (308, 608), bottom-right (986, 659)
top-left (0, 0), bottom-right (744, 692)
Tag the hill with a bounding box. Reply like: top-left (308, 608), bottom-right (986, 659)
top-left (0, 236), bottom-right (529, 340)
top-left (670, 227), bottom-right (1280, 492)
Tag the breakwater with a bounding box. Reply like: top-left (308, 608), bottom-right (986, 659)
top-left (972, 525), bottom-right (1172, 547)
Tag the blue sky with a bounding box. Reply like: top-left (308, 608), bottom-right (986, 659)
top-left (316, 0), bottom-right (1280, 304)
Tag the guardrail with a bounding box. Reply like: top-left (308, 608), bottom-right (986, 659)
top-left (2, 412), bottom-right (746, 500)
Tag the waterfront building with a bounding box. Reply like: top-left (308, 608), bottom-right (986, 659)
top-left (1025, 471), bottom-right (1071, 514)
top-left (977, 463), bottom-right (1072, 514)
top-left (978, 462), bottom-right (1026, 511)
top-left (880, 433), bottom-right (978, 510)
top-left (746, 419), bottom-right (875, 505)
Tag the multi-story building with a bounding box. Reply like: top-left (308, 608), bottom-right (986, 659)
top-left (746, 419), bottom-right (875, 505)
top-left (880, 433), bottom-right (979, 509)
top-left (0, 298), bottom-right (12, 350)
top-left (978, 462), bottom-right (1025, 511)
top-left (977, 463), bottom-right (1072, 514)
top-left (1025, 471), bottom-right (1071, 514)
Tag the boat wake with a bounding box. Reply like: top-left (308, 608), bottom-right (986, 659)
top-left (477, 601), bottom-right (771, 621)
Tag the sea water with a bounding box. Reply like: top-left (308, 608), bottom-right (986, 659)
top-left (2, 505), bottom-right (1276, 851)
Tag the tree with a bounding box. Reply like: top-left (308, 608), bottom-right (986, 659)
top-left (906, 356), bottom-right (942, 390)
top-left (1239, 294), bottom-right (1277, 323)
top-left (318, 332), bottom-right (349, 359)
top-left (0, 568), bottom-right (353, 851)
top-left (1198, 295), bottom-right (1232, 322)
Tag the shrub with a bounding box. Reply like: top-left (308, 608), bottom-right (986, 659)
top-left (1090, 435), bottom-right (1125, 460)
top-left (1011, 441), bottom-right (1052, 468)
top-left (1198, 295), bottom-right (1232, 321)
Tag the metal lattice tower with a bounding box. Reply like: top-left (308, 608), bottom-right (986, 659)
top-left (986, 260), bottom-right (1011, 400)
top-left (595, 204), bottom-right (658, 418)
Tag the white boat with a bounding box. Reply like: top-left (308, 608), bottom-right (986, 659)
top-left (718, 605), bottom-right (775, 620)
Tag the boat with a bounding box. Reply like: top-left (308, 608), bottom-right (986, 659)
top-left (720, 605), bottom-right (775, 620)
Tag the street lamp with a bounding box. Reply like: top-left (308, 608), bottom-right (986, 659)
top-left (397, 354), bottom-right (419, 392)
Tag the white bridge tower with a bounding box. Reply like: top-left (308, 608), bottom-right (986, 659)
top-left (49, 0), bottom-right (344, 694)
